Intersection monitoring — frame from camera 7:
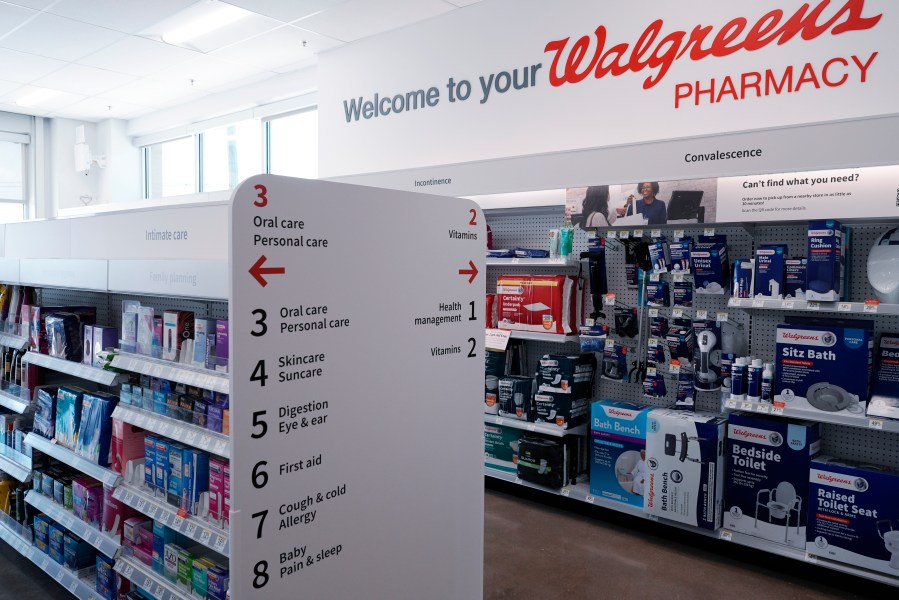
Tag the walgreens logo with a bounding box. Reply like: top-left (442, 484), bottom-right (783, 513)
top-left (543, 1), bottom-right (882, 90)
top-left (816, 472), bottom-right (853, 486)
top-left (607, 408), bottom-right (637, 418)
top-left (731, 428), bottom-right (768, 441)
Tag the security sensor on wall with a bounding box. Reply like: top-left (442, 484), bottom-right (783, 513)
top-left (74, 125), bottom-right (106, 175)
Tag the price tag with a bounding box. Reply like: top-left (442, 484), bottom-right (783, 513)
top-left (716, 312), bottom-right (728, 323)
top-left (526, 424), bottom-right (536, 432)
top-left (669, 363), bottom-right (680, 376)
top-left (752, 299), bottom-right (765, 308)
top-left (672, 308), bottom-right (684, 318)
top-left (54, 568), bottom-right (64, 582)
top-left (200, 529), bottom-right (212, 545)
top-left (158, 423), bottom-right (169, 436)
top-left (704, 228), bottom-right (716, 237)
top-left (741, 402), bottom-right (754, 411)
top-left (606, 230), bottom-right (618, 239)
top-left (646, 514), bottom-right (660, 522)
top-left (605, 339), bottom-right (616, 350)
top-left (136, 498), bottom-right (147, 512)
top-left (805, 553), bottom-right (818, 564)
top-left (124, 492), bottom-right (134, 504)
top-left (633, 229), bottom-right (643, 238)
top-left (807, 301), bottom-right (821, 311)
top-left (696, 309), bottom-right (708, 320)
top-left (185, 431), bottom-right (198, 444)
top-left (585, 495), bottom-right (596, 504)
top-left (620, 230), bottom-right (631, 239)
top-left (214, 535), bottom-right (228, 552)
top-left (649, 272), bottom-right (660, 282)
top-left (68, 581), bottom-right (79, 593)
top-left (647, 367), bottom-right (657, 378)
top-left (672, 272), bottom-right (685, 283)
top-left (154, 584), bottom-right (164, 597)
top-left (869, 419), bottom-right (884, 430)
top-left (147, 504), bottom-right (158, 518)
top-left (603, 294), bottom-right (616, 306)
top-left (673, 230), bottom-right (684, 240)
top-left (41, 557), bottom-right (49, 569)
top-left (648, 337), bottom-right (658, 348)
top-left (782, 300), bottom-right (795, 309)
top-left (495, 417), bottom-right (504, 426)
top-left (186, 522), bottom-right (197, 536)
top-left (727, 297), bottom-right (739, 307)
top-left (757, 404), bottom-right (771, 414)
top-left (214, 441), bottom-right (228, 456)
top-left (514, 477), bottom-right (522, 485)
top-left (648, 308), bottom-right (659, 317)
top-left (651, 229), bottom-right (661, 238)
top-left (864, 303), bottom-right (879, 314)
top-left (158, 511), bottom-right (170, 525)
top-left (63, 516), bottom-right (75, 529)
top-left (719, 529), bottom-right (733, 541)
top-left (772, 407), bottom-right (784, 416)
top-left (124, 564), bottom-right (134, 578)
top-left (172, 516), bottom-right (184, 530)
top-left (837, 302), bottom-right (852, 312)
top-left (143, 576), bottom-right (153, 589)
top-left (561, 488), bottom-right (570, 497)
top-left (199, 435), bottom-right (213, 450)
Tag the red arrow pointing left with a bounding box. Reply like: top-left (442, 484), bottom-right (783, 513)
top-left (249, 255), bottom-right (286, 287)
top-left (459, 260), bottom-right (478, 284)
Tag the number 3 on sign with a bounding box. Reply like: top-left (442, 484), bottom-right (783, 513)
top-left (254, 184), bottom-right (268, 207)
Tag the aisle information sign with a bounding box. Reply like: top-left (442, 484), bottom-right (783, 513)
top-left (229, 176), bottom-right (485, 599)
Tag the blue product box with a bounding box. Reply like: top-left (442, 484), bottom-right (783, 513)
top-left (754, 244), bottom-right (787, 299)
top-left (673, 280), bottom-right (693, 307)
top-left (785, 258), bottom-right (807, 299)
top-left (732, 258), bottom-right (753, 298)
top-left (775, 317), bottom-right (873, 417)
top-left (806, 220), bottom-right (844, 301)
top-left (691, 239), bottom-right (728, 294)
top-left (55, 386), bottom-right (86, 450)
top-left (153, 521), bottom-right (178, 575)
top-left (645, 409), bottom-right (727, 530)
top-left (96, 553), bottom-right (117, 600)
top-left (648, 238), bottom-right (669, 273)
top-left (181, 448), bottom-right (210, 516)
top-left (34, 514), bottom-right (50, 553)
top-left (49, 522), bottom-right (66, 564)
top-left (167, 442), bottom-right (186, 507)
top-left (154, 438), bottom-right (171, 494)
top-left (33, 387), bottom-right (57, 439)
top-left (669, 238), bottom-right (692, 273)
top-left (64, 533), bottom-right (97, 570)
top-left (589, 401), bottom-right (653, 507)
top-left (867, 333), bottom-right (899, 420)
top-left (144, 435), bottom-right (157, 490)
top-left (723, 413), bottom-right (822, 548)
top-left (76, 391), bottom-right (119, 466)
top-left (206, 564), bottom-right (230, 600)
top-left (807, 456), bottom-right (899, 575)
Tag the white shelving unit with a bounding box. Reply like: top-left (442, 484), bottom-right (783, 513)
top-left (727, 297), bottom-right (889, 314)
top-left (25, 433), bottom-right (122, 487)
top-left (112, 404), bottom-right (230, 458)
top-left (112, 484), bottom-right (229, 557)
top-left (721, 397), bottom-right (899, 433)
top-left (0, 384), bottom-right (31, 413)
top-left (508, 331), bottom-right (579, 343)
top-left (110, 351), bottom-right (229, 395)
top-left (0, 445), bottom-right (32, 482)
top-left (22, 352), bottom-right (129, 387)
top-left (486, 256), bottom-right (577, 266)
top-left (114, 555), bottom-right (192, 600)
top-left (483, 415), bottom-right (587, 438)
top-left (0, 331), bottom-right (29, 350)
top-left (25, 491), bottom-right (121, 558)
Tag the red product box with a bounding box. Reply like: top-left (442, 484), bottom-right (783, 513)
top-left (208, 458), bottom-right (226, 521)
top-left (112, 419), bottom-right (146, 475)
top-left (223, 461), bottom-right (231, 524)
top-left (496, 275), bottom-right (577, 334)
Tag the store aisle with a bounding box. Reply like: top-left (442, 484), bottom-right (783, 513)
top-left (0, 540), bottom-right (68, 599)
top-left (484, 483), bottom-right (893, 600)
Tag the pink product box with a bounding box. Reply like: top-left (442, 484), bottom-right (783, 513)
top-left (124, 517), bottom-right (153, 555)
top-left (132, 544), bottom-right (154, 567)
top-left (112, 419), bottom-right (146, 476)
top-left (72, 477), bottom-right (103, 527)
top-left (208, 458), bottom-right (225, 521)
top-left (223, 461), bottom-right (231, 524)
top-left (102, 485), bottom-right (132, 538)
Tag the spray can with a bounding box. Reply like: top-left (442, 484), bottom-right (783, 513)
top-left (761, 363), bottom-right (774, 403)
top-left (747, 359), bottom-right (763, 401)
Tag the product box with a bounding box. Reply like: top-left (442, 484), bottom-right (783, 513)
top-left (167, 442), bottom-right (186, 507)
top-left (76, 391), bottom-right (119, 466)
top-left (155, 438), bottom-right (171, 494)
top-left (95, 553), bottom-right (117, 600)
top-left (91, 326), bottom-right (118, 367)
top-left (483, 423), bottom-right (523, 468)
top-left (64, 533), bottom-right (96, 570)
top-left (181, 447), bottom-right (210, 515)
top-left (82, 324), bottom-right (94, 366)
top-left (516, 435), bottom-right (585, 489)
top-left (112, 419), bottom-right (145, 475)
top-left (807, 456), bottom-right (899, 575)
top-left (163, 310), bottom-right (194, 362)
top-left (589, 401), bottom-right (653, 507)
top-left (215, 319), bottom-right (229, 373)
top-left (206, 564), bottom-right (230, 600)
top-left (806, 220), bottom-right (844, 301)
top-left (164, 543), bottom-right (182, 583)
top-left (535, 390), bottom-right (588, 429)
top-left (496, 275), bottom-right (578, 334)
top-left (732, 258), bottom-right (753, 298)
top-left (33, 387), bottom-right (57, 439)
top-left (144, 435), bottom-right (157, 490)
top-left (754, 244), bottom-right (787, 299)
top-left (55, 386), bottom-right (87, 450)
top-left (152, 521), bottom-right (178, 574)
top-left (191, 557), bottom-right (215, 598)
top-left (497, 376), bottom-right (535, 421)
top-left (49, 522), bottom-right (65, 564)
top-left (192, 318), bottom-right (216, 368)
top-left (535, 353), bottom-right (596, 398)
top-left (669, 238), bottom-right (692, 273)
top-left (223, 461), bottom-right (231, 524)
top-left (645, 409), bottom-right (727, 530)
top-left (72, 477), bottom-right (103, 526)
top-left (177, 547), bottom-right (196, 591)
top-left (785, 258), bottom-right (807, 299)
top-left (723, 413), bottom-right (822, 548)
top-left (208, 457), bottom-right (226, 521)
top-left (136, 306), bottom-right (155, 356)
top-left (867, 333), bottom-right (899, 420)
top-left (774, 317), bottom-right (873, 417)
top-left (691, 239), bottom-right (728, 294)
top-left (102, 484), bottom-right (132, 538)
top-left (33, 514), bottom-right (50, 553)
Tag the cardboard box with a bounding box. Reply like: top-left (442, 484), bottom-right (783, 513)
top-left (590, 401), bottom-right (653, 508)
top-left (496, 275), bottom-right (577, 334)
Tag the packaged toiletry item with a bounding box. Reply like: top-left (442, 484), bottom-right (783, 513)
top-left (867, 333), bottom-right (899, 420)
top-left (774, 317), bottom-right (873, 417)
top-left (761, 363), bottom-right (774, 403)
top-left (91, 326), bottom-right (118, 367)
top-left (601, 342), bottom-right (627, 381)
top-left (666, 320), bottom-right (695, 363)
top-left (673, 280), bottom-right (693, 307)
top-left (181, 447), bottom-right (210, 515)
top-left (730, 357), bottom-right (748, 400)
top-left (535, 389), bottom-right (588, 429)
top-left (136, 306), bottom-right (155, 356)
top-left (650, 316), bottom-right (669, 338)
top-left (516, 435), bottom-right (584, 489)
top-left (535, 353), bottom-right (596, 397)
top-left (648, 238), bottom-right (669, 273)
top-left (191, 557), bottom-right (215, 598)
top-left (675, 368), bottom-right (696, 411)
top-left (33, 386), bottom-right (57, 439)
top-left (223, 461), bottom-right (231, 524)
top-left (724, 413), bottom-right (821, 548)
top-left (646, 279), bottom-right (670, 307)
top-left (785, 258), bottom-right (807, 299)
top-left (167, 442), bottom-right (186, 508)
top-left (215, 319), bottom-right (229, 372)
top-left (497, 376), bottom-right (535, 421)
top-left (177, 547), bottom-right (196, 591)
top-left (55, 386), bottom-right (87, 450)
top-left (155, 438), bottom-right (171, 493)
top-left (754, 244), bottom-right (787, 299)
top-left (153, 521), bottom-right (178, 574)
top-left (163, 310), bottom-right (194, 362)
top-left (589, 401), bottom-right (653, 507)
top-left (747, 359), bottom-right (763, 401)
top-left (192, 318), bottom-right (216, 368)
top-left (49, 522), bottom-right (66, 564)
top-left (103, 484), bottom-right (132, 538)
top-left (164, 543), bottom-right (182, 583)
top-left (82, 324), bottom-right (94, 366)
top-left (72, 477), bottom-right (103, 526)
top-left (209, 457), bottom-right (227, 522)
top-left (76, 391), bottom-right (119, 466)
top-left (121, 300), bottom-right (140, 353)
top-left (559, 227), bottom-right (574, 257)
top-left (807, 456), bottom-right (899, 575)
top-left (642, 368), bottom-right (667, 398)
top-left (645, 409), bottom-right (727, 530)
top-left (206, 564), bottom-right (231, 600)
top-left (95, 553), bottom-right (118, 599)
top-left (34, 514), bottom-right (50, 553)
top-left (732, 259), bottom-right (754, 298)
top-left (112, 419), bottom-right (145, 475)
top-left (64, 533), bottom-right (97, 570)
top-left (496, 275), bottom-right (578, 335)
top-left (144, 435), bottom-right (157, 490)
top-left (806, 220), bottom-right (844, 301)
top-left (691, 236), bottom-right (729, 294)
top-left (669, 238), bottom-right (692, 273)
top-left (548, 229), bottom-right (560, 258)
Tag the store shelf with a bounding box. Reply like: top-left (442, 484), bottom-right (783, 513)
top-left (483, 415), bottom-right (588, 437)
top-left (112, 404), bottom-right (230, 458)
top-left (507, 331), bottom-right (579, 343)
top-left (22, 352), bottom-right (129, 387)
top-left (722, 398), bottom-right (899, 433)
top-left (727, 297), bottom-right (893, 314)
top-left (486, 256), bottom-right (577, 267)
top-left (0, 445), bottom-right (32, 482)
top-left (25, 433), bottom-right (121, 487)
top-left (0, 383), bottom-right (32, 413)
top-left (115, 554), bottom-right (192, 600)
top-left (25, 491), bottom-right (121, 559)
top-left (0, 514), bottom-right (99, 599)
top-left (0, 331), bottom-right (28, 350)
top-left (113, 484), bottom-right (229, 557)
top-left (110, 352), bottom-right (229, 394)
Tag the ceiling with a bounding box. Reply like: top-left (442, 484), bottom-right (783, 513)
top-left (0, 0), bottom-right (482, 122)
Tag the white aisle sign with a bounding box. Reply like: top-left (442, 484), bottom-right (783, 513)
top-left (229, 176), bottom-right (485, 599)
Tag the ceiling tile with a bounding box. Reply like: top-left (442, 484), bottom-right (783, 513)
top-left (0, 48), bottom-right (66, 83)
top-left (147, 53), bottom-right (271, 91)
top-left (210, 24), bottom-right (340, 72)
top-left (293, 0), bottom-right (453, 42)
top-left (46, 0), bottom-right (198, 34)
top-left (0, 79), bottom-right (23, 96)
top-left (0, 101), bottom-right (51, 117)
top-left (2, 1), bottom-right (57, 10)
top-left (222, 0), bottom-right (350, 23)
top-left (51, 95), bottom-right (153, 120)
top-left (0, 2), bottom-right (38, 38)
top-left (0, 84), bottom-right (86, 111)
top-left (166, 13), bottom-right (285, 54)
top-left (442, 0), bottom-right (483, 6)
top-left (0, 12), bottom-right (124, 61)
top-left (102, 77), bottom-right (210, 107)
top-left (32, 63), bottom-right (136, 95)
top-left (79, 35), bottom-right (200, 77)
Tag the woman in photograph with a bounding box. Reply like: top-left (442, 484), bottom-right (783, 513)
top-left (582, 184), bottom-right (616, 228)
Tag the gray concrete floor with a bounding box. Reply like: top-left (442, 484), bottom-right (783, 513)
top-left (485, 484), bottom-right (894, 600)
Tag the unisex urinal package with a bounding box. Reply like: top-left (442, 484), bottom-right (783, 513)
top-left (590, 401), bottom-right (653, 508)
top-left (805, 220), bottom-right (844, 301)
top-left (774, 317), bottom-right (873, 418)
top-left (807, 456), bottom-right (899, 575)
top-left (868, 333), bottom-right (899, 420)
top-left (691, 235), bottom-right (729, 295)
top-left (644, 409), bottom-right (726, 529)
top-left (723, 413), bottom-right (821, 548)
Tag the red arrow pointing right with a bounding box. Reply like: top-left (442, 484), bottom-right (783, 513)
top-left (249, 255), bottom-right (286, 287)
top-left (459, 260), bottom-right (478, 284)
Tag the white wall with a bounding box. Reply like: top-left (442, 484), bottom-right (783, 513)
top-left (97, 119), bottom-right (141, 205)
top-left (48, 117), bottom-right (99, 212)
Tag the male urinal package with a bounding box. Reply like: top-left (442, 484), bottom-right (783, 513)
top-left (644, 409), bottom-right (726, 529)
top-left (723, 413), bottom-right (821, 548)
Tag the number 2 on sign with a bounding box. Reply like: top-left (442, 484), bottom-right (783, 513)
top-left (254, 184), bottom-right (268, 207)
top-left (469, 209), bottom-right (477, 225)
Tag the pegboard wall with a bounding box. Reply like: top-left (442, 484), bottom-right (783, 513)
top-left (486, 206), bottom-right (899, 467)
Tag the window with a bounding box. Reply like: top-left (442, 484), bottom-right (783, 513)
top-left (202, 119), bottom-right (262, 192)
top-left (0, 140), bottom-right (26, 222)
top-left (145, 136), bottom-right (197, 198)
top-left (267, 109), bottom-right (318, 179)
